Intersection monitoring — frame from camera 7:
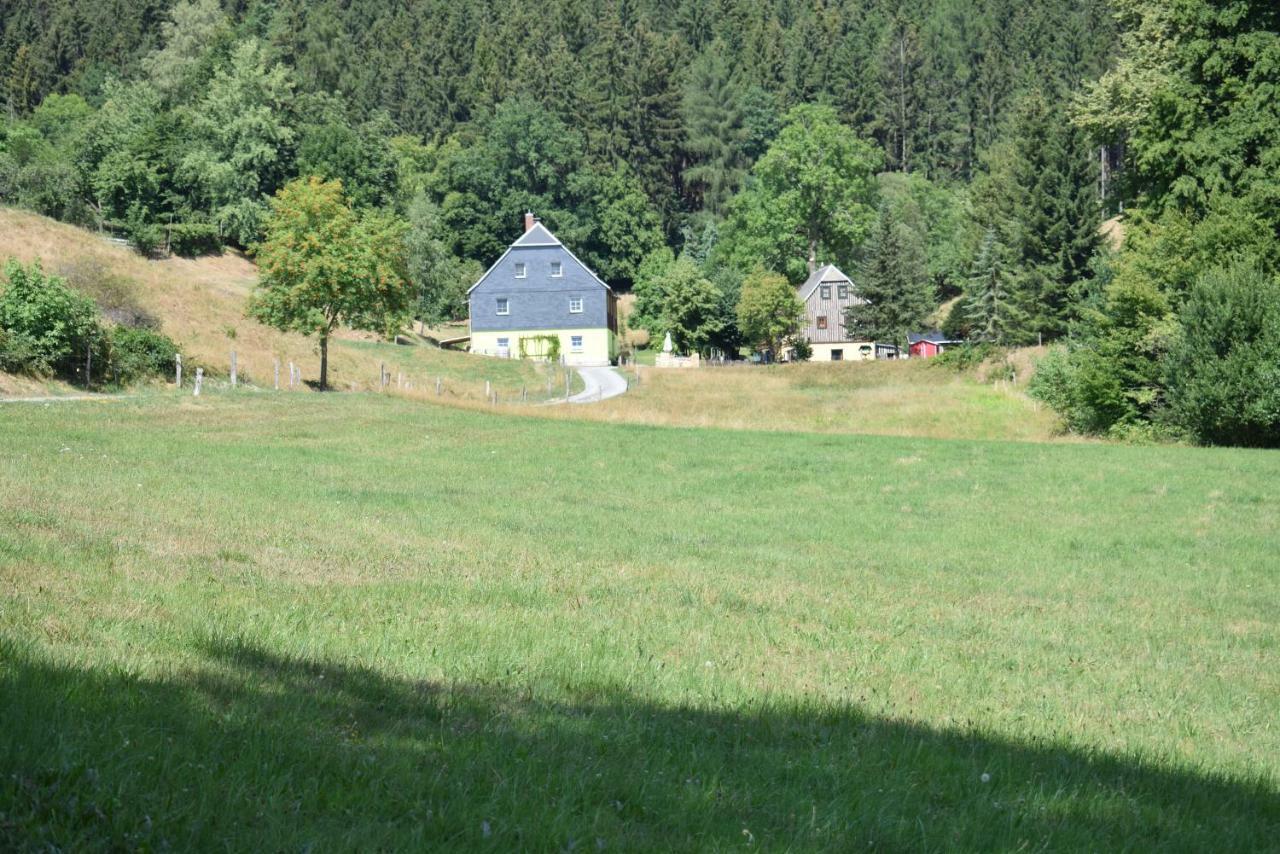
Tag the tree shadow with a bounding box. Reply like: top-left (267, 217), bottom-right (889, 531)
top-left (2, 637), bottom-right (1276, 850)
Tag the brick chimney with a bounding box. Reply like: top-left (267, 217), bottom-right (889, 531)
top-left (524, 211), bottom-right (535, 233)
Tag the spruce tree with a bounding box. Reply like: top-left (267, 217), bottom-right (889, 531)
top-left (964, 229), bottom-right (1025, 344)
top-left (845, 204), bottom-right (935, 349)
top-left (681, 43), bottom-right (749, 217)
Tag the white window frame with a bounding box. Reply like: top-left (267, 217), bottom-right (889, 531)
top-left (496, 297), bottom-right (509, 315)
top-left (551, 261), bottom-right (563, 277)
top-left (820, 285), bottom-right (831, 299)
top-left (514, 262), bottom-right (526, 279)
top-left (496, 337), bottom-right (510, 352)
top-left (837, 284), bottom-right (848, 299)
top-left (568, 296), bottom-right (583, 314)
top-left (570, 335), bottom-right (584, 351)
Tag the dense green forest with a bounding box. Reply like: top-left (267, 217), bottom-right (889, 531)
top-left (1, 0), bottom-right (1279, 445)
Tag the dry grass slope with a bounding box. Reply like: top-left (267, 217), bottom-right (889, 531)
top-left (549, 358), bottom-right (1066, 442)
top-left (0, 208), bottom-right (556, 400)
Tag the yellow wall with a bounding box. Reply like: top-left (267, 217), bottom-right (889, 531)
top-left (471, 328), bottom-right (616, 366)
top-left (808, 341), bottom-right (878, 362)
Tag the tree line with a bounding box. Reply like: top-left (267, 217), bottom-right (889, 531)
top-left (0, 0), bottom-right (1112, 339)
top-left (2, 0), bottom-right (1278, 446)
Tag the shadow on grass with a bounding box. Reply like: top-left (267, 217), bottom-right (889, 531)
top-left (2, 637), bottom-right (1276, 850)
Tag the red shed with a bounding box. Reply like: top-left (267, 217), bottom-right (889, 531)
top-left (908, 330), bottom-right (961, 358)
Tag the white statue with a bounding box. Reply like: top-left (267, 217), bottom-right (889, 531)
top-left (662, 331), bottom-right (674, 353)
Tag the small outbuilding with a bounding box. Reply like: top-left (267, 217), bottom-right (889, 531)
top-left (908, 330), bottom-right (962, 358)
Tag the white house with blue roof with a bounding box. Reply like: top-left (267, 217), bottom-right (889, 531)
top-left (468, 213), bottom-right (617, 366)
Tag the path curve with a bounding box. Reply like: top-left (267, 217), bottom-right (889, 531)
top-left (568, 366), bottom-right (628, 404)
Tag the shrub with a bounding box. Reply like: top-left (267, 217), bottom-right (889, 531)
top-left (789, 337), bottom-right (812, 362)
top-left (168, 222), bottom-right (224, 257)
top-left (0, 259), bottom-right (103, 378)
top-left (1164, 264), bottom-right (1280, 447)
top-left (935, 342), bottom-right (996, 372)
top-left (110, 327), bottom-right (179, 385)
top-left (0, 326), bottom-right (43, 373)
top-left (1029, 345), bottom-right (1133, 436)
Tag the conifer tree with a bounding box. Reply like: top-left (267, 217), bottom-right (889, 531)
top-left (964, 229), bottom-right (1025, 344)
top-left (845, 204), bottom-right (935, 349)
top-left (877, 13), bottom-right (925, 173)
top-left (681, 43), bottom-right (749, 217)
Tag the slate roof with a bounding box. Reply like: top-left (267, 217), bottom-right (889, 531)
top-left (908, 330), bottom-right (960, 345)
top-left (511, 222), bottom-right (560, 247)
top-left (467, 219), bottom-right (612, 296)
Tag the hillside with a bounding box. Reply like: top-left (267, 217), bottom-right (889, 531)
top-left (1, 208), bottom-right (1066, 441)
top-left (0, 208), bottom-right (563, 401)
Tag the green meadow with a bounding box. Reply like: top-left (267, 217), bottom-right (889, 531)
top-left (1, 393), bottom-right (1278, 850)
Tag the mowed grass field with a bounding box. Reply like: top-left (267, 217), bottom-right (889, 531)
top-left (2, 393), bottom-right (1278, 850)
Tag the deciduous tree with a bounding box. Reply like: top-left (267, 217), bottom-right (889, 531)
top-left (250, 177), bottom-right (410, 389)
top-left (736, 268), bottom-right (803, 357)
top-left (719, 104), bottom-right (881, 283)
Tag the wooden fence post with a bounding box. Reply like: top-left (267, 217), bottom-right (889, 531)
top-left (436, 377), bottom-right (442, 396)
top-left (175, 353), bottom-right (182, 388)
top-left (193, 367), bottom-right (203, 396)
top-left (85, 333), bottom-right (92, 391)
top-left (274, 359), bottom-right (280, 390)
top-left (230, 350), bottom-right (237, 388)
top-left (484, 380), bottom-right (491, 399)
top-left (288, 362), bottom-right (296, 389)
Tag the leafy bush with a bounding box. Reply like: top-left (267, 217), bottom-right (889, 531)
top-left (789, 337), bottom-right (812, 362)
top-left (122, 209), bottom-right (165, 257)
top-left (935, 342), bottom-right (997, 372)
top-left (110, 327), bottom-right (179, 384)
top-left (167, 222), bottom-right (224, 257)
top-left (1164, 265), bottom-right (1280, 447)
top-left (0, 259), bottom-right (103, 378)
top-left (0, 326), bottom-right (42, 372)
top-left (1028, 345), bottom-right (1135, 436)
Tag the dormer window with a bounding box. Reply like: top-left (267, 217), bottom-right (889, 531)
top-left (551, 261), bottom-right (563, 277)
top-left (514, 262), bottom-right (526, 279)
top-left (820, 285), bottom-right (831, 299)
top-left (569, 297), bottom-right (583, 314)
top-left (496, 297), bottom-right (509, 315)
top-left (838, 284), bottom-right (848, 299)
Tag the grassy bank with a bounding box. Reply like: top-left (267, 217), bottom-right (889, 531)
top-left (1, 394), bottom-right (1276, 849)
top-left (0, 207), bottom-right (560, 401)
top-left (569, 357), bottom-right (1064, 442)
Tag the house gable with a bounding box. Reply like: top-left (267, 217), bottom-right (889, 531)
top-left (468, 221), bottom-right (614, 334)
top-left (798, 264), bottom-right (864, 344)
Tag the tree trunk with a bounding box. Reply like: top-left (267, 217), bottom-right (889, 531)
top-left (319, 333), bottom-right (329, 391)
top-left (807, 238), bottom-right (817, 275)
